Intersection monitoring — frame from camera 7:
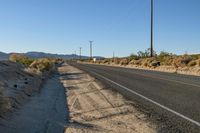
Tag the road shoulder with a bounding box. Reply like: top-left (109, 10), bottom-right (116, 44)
top-left (59, 63), bottom-right (157, 133)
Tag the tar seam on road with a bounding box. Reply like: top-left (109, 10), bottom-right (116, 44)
top-left (90, 71), bottom-right (200, 127)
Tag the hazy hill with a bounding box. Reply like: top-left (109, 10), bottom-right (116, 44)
top-left (0, 51), bottom-right (104, 60)
top-left (0, 52), bottom-right (9, 60)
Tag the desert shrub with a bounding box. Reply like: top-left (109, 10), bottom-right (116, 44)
top-left (158, 51), bottom-right (174, 58)
top-left (29, 58), bottom-right (54, 72)
top-left (102, 59), bottom-right (110, 64)
top-left (119, 58), bottom-right (129, 65)
top-left (134, 59), bottom-right (143, 65)
top-left (159, 56), bottom-right (174, 66)
top-left (128, 59), bottom-right (136, 65)
top-left (9, 54), bottom-right (34, 66)
top-left (129, 54), bottom-right (140, 61)
top-left (188, 60), bottom-right (197, 67)
top-left (151, 60), bottom-right (160, 67)
top-left (137, 48), bottom-right (156, 58)
top-left (95, 60), bottom-right (101, 64)
top-left (197, 59), bottom-right (200, 67)
top-left (141, 58), bottom-right (158, 67)
top-left (172, 56), bottom-right (193, 68)
top-left (113, 58), bottom-right (121, 64)
top-left (137, 51), bottom-right (149, 58)
top-left (190, 54), bottom-right (200, 60)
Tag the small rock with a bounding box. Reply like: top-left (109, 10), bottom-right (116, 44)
top-left (13, 84), bottom-right (18, 88)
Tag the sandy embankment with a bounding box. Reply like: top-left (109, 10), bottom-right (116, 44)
top-left (0, 61), bottom-right (42, 115)
top-left (59, 64), bottom-right (157, 133)
top-left (0, 60), bottom-right (55, 116)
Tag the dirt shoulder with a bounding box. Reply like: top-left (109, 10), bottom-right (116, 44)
top-left (59, 63), bottom-right (157, 133)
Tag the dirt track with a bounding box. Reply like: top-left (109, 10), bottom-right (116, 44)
top-left (60, 64), bottom-right (156, 133)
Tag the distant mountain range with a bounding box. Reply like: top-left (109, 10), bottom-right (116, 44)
top-left (0, 51), bottom-right (104, 60)
top-left (0, 52), bottom-right (9, 60)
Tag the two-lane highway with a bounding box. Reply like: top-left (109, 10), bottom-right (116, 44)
top-left (70, 62), bottom-right (200, 132)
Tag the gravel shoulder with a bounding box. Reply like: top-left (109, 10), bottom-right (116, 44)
top-left (59, 63), bottom-right (157, 133)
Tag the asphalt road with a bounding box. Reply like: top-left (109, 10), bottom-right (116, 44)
top-left (0, 74), bottom-right (68, 133)
top-left (69, 62), bottom-right (200, 132)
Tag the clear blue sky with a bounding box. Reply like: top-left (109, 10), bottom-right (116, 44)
top-left (0, 0), bottom-right (200, 57)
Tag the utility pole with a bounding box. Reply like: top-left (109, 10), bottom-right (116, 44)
top-left (89, 41), bottom-right (93, 60)
top-left (79, 47), bottom-right (82, 60)
top-left (150, 0), bottom-right (154, 57)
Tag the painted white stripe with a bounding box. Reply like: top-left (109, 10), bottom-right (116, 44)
top-left (90, 71), bottom-right (200, 127)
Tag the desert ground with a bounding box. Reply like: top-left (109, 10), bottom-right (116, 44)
top-left (0, 62), bottom-right (159, 133)
top-left (59, 63), bottom-right (157, 133)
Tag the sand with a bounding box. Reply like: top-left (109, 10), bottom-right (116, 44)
top-left (59, 63), bottom-right (157, 133)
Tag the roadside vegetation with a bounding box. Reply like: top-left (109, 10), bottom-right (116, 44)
top-left (9, 53), bottom-right (63, 74)
top-left (80, 49), bottom-right (200, 75)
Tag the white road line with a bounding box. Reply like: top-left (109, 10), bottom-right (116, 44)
top-left (90, 71), bottom-right (200, 127)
